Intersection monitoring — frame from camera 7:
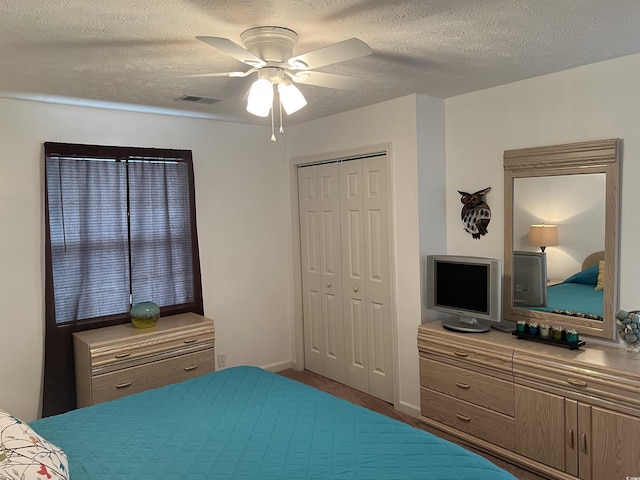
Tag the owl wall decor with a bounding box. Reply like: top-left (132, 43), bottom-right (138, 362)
top-left (458, 187), bottom-right (492, 239)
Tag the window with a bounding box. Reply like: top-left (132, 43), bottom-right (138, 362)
top-left (43, 142), bottom-right (203, 416)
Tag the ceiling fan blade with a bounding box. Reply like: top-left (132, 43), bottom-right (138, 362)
top-left (180, 68), bottom-right (257, 79)
top-left (196, 36), bottom-right (266, 67)
top-left (289, 71), bottom-right (365, 90)
top-left (288, 38), bottom-right (372, 70)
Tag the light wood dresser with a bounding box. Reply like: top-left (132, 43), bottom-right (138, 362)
top-left (418, 320), bottom-right (640, 480)
top-left (74, 312), bottom-right (215, 407)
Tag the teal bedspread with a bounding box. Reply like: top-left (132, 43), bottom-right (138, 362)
top-left (32, 366), bottom-right (516, 479)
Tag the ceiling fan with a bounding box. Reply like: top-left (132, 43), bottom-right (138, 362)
top-left (192, 26), bottom-right (373, 140)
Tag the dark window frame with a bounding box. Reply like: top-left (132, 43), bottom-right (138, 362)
top-left (42, 142), bottom-right (203, 416)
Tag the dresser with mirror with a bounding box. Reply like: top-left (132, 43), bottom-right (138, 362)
top-left (418, 139), bottom-right (640, 480)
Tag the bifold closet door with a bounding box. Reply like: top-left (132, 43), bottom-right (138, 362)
top-left (298, 155), bottom-right (393, 403)
top-left (298, 163), bottom-right (345, 383)
top-left (339, 156), bottom-right (393, 403)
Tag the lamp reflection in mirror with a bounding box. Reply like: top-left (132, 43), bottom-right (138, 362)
top-left (528, 224), bottom-right (559, 252)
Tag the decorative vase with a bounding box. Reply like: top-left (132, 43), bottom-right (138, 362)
top-left (130, 301), bottom-right (160, 329)
top-left (616, 309), bottom-right (640, 354)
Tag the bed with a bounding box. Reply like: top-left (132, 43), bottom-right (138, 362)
top-left (4, 366), bottom-right (517, 479)
top-left (528, 250), bottom-right (605, 320)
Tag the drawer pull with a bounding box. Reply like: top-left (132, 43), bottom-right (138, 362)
top-left (566, 378), bottom-right (588, 388)
top-left (115, 381), bottom-right (132, 389)
top-left (183, 338), bottom-right (198, 344)
top-left (455, 413), bottom-right (471, 423)
top-left (183, 364), bottom-right (198, 372)
top-left (581, 432), bottom-right (588, 454)
top-left (114, 352), bottom-right (131, 359)
top-left (453, 351), bottom-right (469, 358)
top-left (455, 382), bottom-right (471, 390)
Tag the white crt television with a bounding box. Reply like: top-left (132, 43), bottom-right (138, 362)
top-left (426, 255), bottom-right (502, 333)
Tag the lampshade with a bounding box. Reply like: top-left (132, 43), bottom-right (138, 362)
top-left (246, 78), bottom-right (274, 117)
top-left (278, 81), bottom-right (307, 115)
top-left (528, 224), bottom-right (559, 252)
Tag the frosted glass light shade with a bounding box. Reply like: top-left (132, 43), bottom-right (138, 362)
top-left (278, 82), bottom-right (307, 114)
top-left (528, 224), bottom-right (558, 252)
top-left (246, 78), bottom-right (274, 117)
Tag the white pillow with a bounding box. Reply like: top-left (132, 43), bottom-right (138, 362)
top-left (0, 409), bottom-right (69, 480)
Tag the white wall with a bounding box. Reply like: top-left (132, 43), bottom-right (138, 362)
top-left (286, 94), bottom-right (446, 416)
top-left (0, 98), bottom-right (294, 421)
top-left (445, 53), bottom-right (640, 331)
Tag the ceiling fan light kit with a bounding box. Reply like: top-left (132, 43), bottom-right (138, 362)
top-left (195, 25), bottom-right (373, 141)
top-left (246, 78), bottom-right (274, 117)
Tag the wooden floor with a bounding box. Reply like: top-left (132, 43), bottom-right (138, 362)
top-left (278, 368), bottom-right (547, 480)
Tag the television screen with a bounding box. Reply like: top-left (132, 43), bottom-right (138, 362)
top-left (435, 262), bottom-right (489, 314)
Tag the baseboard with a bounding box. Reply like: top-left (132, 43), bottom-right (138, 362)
top-left (395, 401), bottom-right (420, 418)
top-left (261, 360), bottom-right (294, 373)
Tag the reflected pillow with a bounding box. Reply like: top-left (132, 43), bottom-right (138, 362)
top-left (563, 264), bottom-right (599, 286)
top-left (0, 409), bottom-right (69, 480)
top-left (595, 260), bottom-right (605, 291)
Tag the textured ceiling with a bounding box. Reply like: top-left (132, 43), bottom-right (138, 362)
top-left (2, 0), bottom-right (640, 126)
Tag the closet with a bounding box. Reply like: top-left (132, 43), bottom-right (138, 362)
top-left (297, 153), bottom-right (393, 403)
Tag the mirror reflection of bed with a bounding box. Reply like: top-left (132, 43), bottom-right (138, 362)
top-left (516, 250), bottom-right (604, 320)
top-left (504, 138), bottom-right (620, 340)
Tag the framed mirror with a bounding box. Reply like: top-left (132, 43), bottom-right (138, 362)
top-left (503, 139), bottom-right (621, 340)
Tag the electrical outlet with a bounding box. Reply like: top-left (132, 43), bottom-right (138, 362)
top-left (217, 352), bottom-right (227, 368)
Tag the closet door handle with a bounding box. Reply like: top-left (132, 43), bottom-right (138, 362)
top-left (455, 413), bottom-right (471, 423)
top-left (455, 382), bottom-right (471, 390)
top-left (353, 286), bottom-right (358, 292)
top-left (327, 282), bottom-right (332, 288)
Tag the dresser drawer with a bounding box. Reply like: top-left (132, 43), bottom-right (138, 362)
top-left (420, 357), bottom-right (514, 416)
top-left (89, 330), bottom-right (214, 373)
top-left (513, 349), bottom-right (640, 412)
top-left (421, 387), bottom-right (515, 450)
top-left (91, 348), bottom-right (214, 405)
top-left (418, 326), bottom-right (512, 380)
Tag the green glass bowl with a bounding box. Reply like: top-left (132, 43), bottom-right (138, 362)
top-left (130, 301), bottom-right (160, 329)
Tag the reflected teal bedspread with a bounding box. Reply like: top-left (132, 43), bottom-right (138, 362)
top-left (32, 366), bottom-right (516, 479)
top-left (528, 282), bottom-right (603, 318)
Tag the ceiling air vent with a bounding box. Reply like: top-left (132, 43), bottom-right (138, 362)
top-left (178, 95), bottom-right (221, 105)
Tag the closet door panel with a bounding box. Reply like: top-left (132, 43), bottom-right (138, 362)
top-left (362, 155), bottom-right (393, 402)
top-left (299, 164), bottom-right (344, 381)
top-left (340, 160), bottom-right (368, 391)
top-left (298, 166), bottom-right (323, 374)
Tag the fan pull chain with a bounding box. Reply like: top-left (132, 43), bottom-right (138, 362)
top-left (279, 99), bottom-right (284, 134)
top-left (270, 98), bottom-right (276, 142)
